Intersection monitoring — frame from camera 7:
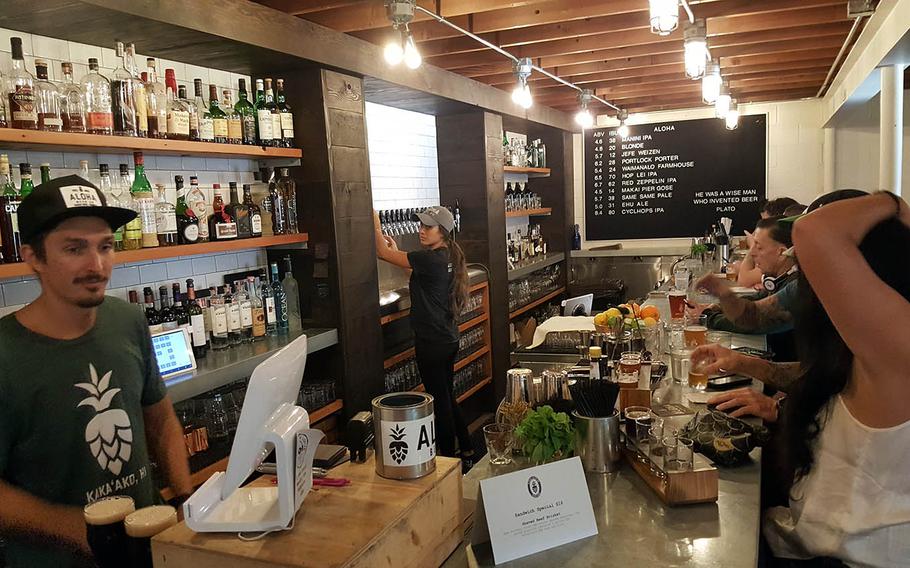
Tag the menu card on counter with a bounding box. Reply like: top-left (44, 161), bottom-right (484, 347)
top-left (584, 115), bottom-right (767, 240)
top-left (472, 457), bottom-right (597, 564)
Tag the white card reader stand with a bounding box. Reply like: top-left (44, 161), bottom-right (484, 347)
top-left (184, 334), bottom-right (324, 533)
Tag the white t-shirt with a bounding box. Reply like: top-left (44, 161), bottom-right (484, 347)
top-left (764, 396), bottom-right (910, 567)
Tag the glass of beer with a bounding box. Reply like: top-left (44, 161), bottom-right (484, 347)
top-left (688, 359), bottom-right (709, 391)
top-left (124, 505), bottom-right (178, 568)
top-left (668, 290), bottom-right (687, 320)
top-left (617, 351), bottom-right (642, 386)
top-left (684, 324), bottom-right (707, 348)
top-left (624, 405), bottom-right (651, 449)
top-left (84, 495), bottom-right (135, 568)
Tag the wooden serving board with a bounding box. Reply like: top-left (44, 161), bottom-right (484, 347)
top-left (153, 457), bottom-right (463, 568)
top-left (622, 447), bottom-right (718, 506)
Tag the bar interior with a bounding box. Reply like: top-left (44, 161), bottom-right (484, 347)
top-left (0, 0), bottom-right (908, 566)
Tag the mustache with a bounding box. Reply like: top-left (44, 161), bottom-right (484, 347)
top-left (73, 274), bottom-right (108, 285)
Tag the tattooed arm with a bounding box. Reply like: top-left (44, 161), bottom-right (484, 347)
top-left (693, 345), bottom-right (803, 392)
top-left (697, 274), bottom-right (795, 334)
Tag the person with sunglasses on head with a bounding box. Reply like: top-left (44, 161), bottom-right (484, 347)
top-left (374, 207), bottom-right (475, 471)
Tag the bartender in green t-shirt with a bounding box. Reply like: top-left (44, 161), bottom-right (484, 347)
top-left (0, 175), bottom-right (192, 567)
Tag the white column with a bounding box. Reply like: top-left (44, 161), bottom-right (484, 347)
top-left (823, 127), bottom-right (836, 194)
top-left (879, 65), bottom-right (904, 194)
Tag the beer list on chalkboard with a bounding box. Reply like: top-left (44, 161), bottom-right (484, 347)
top-left (584, 115), bottom-right (767, 241)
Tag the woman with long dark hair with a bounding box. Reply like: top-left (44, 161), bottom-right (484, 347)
top-left (374, 207), bottom-right (474, 466)
top-left (764, 192), bottom-right (910, 566)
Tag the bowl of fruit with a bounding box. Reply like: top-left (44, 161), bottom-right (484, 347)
top-left (592, 302), bottom-right (661, 335)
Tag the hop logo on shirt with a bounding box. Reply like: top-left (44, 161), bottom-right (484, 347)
top-left (75, 364), bottom-right (133, 476)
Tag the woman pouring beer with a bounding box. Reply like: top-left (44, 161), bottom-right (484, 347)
top-left (374, 207), bottom-right (475, 471)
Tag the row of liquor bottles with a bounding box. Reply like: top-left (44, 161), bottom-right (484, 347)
top-left (503, 135), bottom-right (547, 168)
top-left (506, 223), bottom-right (548, 267)
top-left (0, 151), bottom-right (301, 264)
top-left (2, 37), bottom-right (295, 147)
top-left (132, 260), bottom-right (301, 358)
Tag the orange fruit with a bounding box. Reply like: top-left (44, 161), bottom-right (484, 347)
top-left (640, 305), bottom-right (660, 320)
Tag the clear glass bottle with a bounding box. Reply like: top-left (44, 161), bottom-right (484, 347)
top-left (224, 284), bottom-right (242, 346)
top-left (243, 183), bottom-right (263, 238)
top-left (209, 287), bottom-right (230, 350)
top-left (111, 41), bottom-right (138, 137)
top-left (0, 69), bottom-right (8, 128)
top-left (281, 256), bottom-right (302, 333)
top-left (223, 90), bottom-right (242, 145)
top-left (7, 37), bottom-right (37, 130)
top-left (154, 183), bottom-right (178, 246)
top-left (126, 44), bottom-right (148, 137)
top-left (182, 83), bottom-right (199, 142)
top-left (186, 176), bottom-right (210, 242)
top-left (165, 70), bottom-right (190, 140)
top-left (268, 168), bottom-right (286, 235)
top-left (193, 78), bottom-right (213, 142)
top-left (254, 79), bottom-right (273, 146)
top-left (275, 78), bottom-right (294, 148)
top-left (97, 164), bottom-right (124, 250)
top-left (34, 60), bottom-right (62, 132)
top-left (259, 273), bottom-right (278, 336)
top-left (236, 280), bottom-right (254, 343)
top-left (264, 79), bottom-right (281, 148)
top-left (277, 168), bottom-right (298, 234)
top-left (82, 58), bottom-right (112, 135)
top-left (248, 276), bottom-right (266, 340)
top-left (59, 62), bottom-right (87, 133)
top-left (270, 262), bottom-right (289, 334)
top-left (206, 84), bottom-right (228, 144)
top-left (145, 58), bottom-right (167, 138)
top-left (235, 78), bottom-right (257, 145)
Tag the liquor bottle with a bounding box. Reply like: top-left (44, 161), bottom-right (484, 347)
top-left (172, 284), bottom-right (189, 331)
top-left (121, 163), bottom-right (142, 250)
top-left (193, 79), bottom-right (213, 142)
top-left (59, 62), bottom-right (87, 133)
top-left (259, 274), bottom-right (278, 336)
top-left (267, 168), bottom-right (286, 235)
top-left (223, 90), bottom-right (242, 145)
top-left (82, 58), bottom-right (113, 135)
top-left (235, 280), bottom-right (254, 343)
top-left (276, 168), bottom-right (298, 234)
top-left (270, 262), bottom-right (289, 334)
top-left (227, 182), bottom-right (251, 238)
top-left (7, 37), bottom-right (38, 130)
top-left (143, 287), bottom-right (163, 334)
top-left (281, 256), bottom-right (302, 333)
top-left (131, 152), bottom-right (158, 248)
top-left (126, 44), bottom-right (148, 137)
top-left (180, 85), bottom-right (199, 142)
top-left (248, 276), bottom-right (266, 340)
top-left (34, 60), bottom-right (62, 132)
top-left (275, 79), bottom-right (294, 148)
top-left (454, 199), bottom-right (461, 236)
top-left (165, 69), bottom-right (189, 140)
top-left (0, 156), bottom-right (22, 263)
top-left (185, 278), bottom-right (208, 358)
top-left (18, 164), bottom-right (34, 198)
top-left (111, 42), bottom-right (137, 137)
top-left (235, 78), bottom-right (257, 145)
top-left (98, 164), bottom-right (124, 250)
top-left (186, 176), bottom-right (210, 242)
top-left (128, 289), bottom-right (140, 310)
top-left (154, 183), bottom-right (178, 246)
top-left (145, 58), bottom-right (167, 139)
top-left (243, 184), bottom-right (263, 238)
top-left (222, 284), bottom-right (241, 346)
top-left (174, 176), bottom-right (200, 245)
top-left (0, 72), bottom-right (7, 128)
top-left (208, 191), bottom-right (237, 240)
top-left (157, 285), bottom-right (176, 331)
top-left (206, 84), bottom-right (228, 144)
top-left (40, 163), bottom-right (52, 185)
top-left (254, 79), bottom-right (274, 146)
top-left (264, 79), bottom-right (281, 147)
top-left (209, 287), bottom-right (230, 350)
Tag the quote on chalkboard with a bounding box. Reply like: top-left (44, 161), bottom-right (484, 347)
top-left (584, 115), bottom-right (767, 240)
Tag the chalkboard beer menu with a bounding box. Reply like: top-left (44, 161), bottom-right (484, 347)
top-left (584, 115), bottom-right (766, 240)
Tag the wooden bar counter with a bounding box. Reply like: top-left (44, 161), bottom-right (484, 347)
top-left (153, 457), bottom-right (463, 568)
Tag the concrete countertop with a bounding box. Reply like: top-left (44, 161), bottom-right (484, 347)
top-left (570, 246), bottom-right (692, 258)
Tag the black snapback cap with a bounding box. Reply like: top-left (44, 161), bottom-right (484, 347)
top-left (18, 174), bottom-right (137, 244)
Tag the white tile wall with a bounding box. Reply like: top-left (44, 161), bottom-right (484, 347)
top-left (366, 102), bottom-right (440, 210)
top-left (0, 27), bottom-right (275, 311)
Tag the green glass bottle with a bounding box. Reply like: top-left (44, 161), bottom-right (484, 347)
top-left (206, 84), bottom-right (228, 144)
top-left (18, 164), bottom-right (34, 198)
top-left (39, 163), bottom-right (51, 184)
top-left (0, 155), bottom-right (16, 195)
top-left (234, 78), bottom-right (257, 146)
top-left (254, 79), bottom-right (274, 147)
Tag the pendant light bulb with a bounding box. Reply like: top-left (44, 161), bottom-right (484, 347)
top-left (649, 0), bottom-right (679, 36)
top-left (684, 20), bottom-right (708, 80)
top-left (725, 100), bottom-right (740, 130)
top-left (511, 58), bottom-right (534, 109)
top-left (575, 89), bottom-right (595, 129)
top-left (702, 61), bottom-right (721, 104)
top-left (403, 33), bottom-right (421, 69)
top-left (384, 40), bottom-right (404, 65)
top-left (616, 109), bottom-right (630, 138)
top-left (715, 83), bottom-right (731, 119)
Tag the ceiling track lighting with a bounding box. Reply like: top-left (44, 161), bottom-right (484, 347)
top-left (725, 99), bottom-right (740, 130)
top-left (683, 19), bottom-right (708, 80)
top-left (511, 57), bottom-right (534, 109)
top-left (617, 109), bottom-right (630, 138)
top-left (702, 60), bottom-right (721, 104)
top-left (649, 0), bottom-right (693, 36)
top-left (715, 81), bottom-right (732, 119)
top-left (575, 89), bottom-right (595, 128)
top-left (383, 0), bottom-right (421, 68)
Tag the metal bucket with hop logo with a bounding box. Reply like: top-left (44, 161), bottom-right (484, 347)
top-left (372, 392), bottom-right (436, 480)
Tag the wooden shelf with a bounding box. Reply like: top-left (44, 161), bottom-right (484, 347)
top-left (380, 309), bottom-right (410, 325)
top-left (0, 128), bottom-right (302, 159)
top-left (160, 399), bottom-right (343, 501)
top-left (456, 376), bottom-right (492, 404)
top-left (455, 345), bottom-right (490, 372)
top-left (504, 166), bottom-right (551, 177)
top-left (507, 252), bottom-right (566, 281)
top-left (0, 234), bottom-right (309, 279)
top-left (505, 207), bottom-right (552, 218)
top-left (509, 286), bottom-right (566, 320)
top-left (384, 342), bottom-right (489, 372)
top-left (458, 313), bottom-right (488, 333)
top-left (383, 346), bottom-right (416, 370)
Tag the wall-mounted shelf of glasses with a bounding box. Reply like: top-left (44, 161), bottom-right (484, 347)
top-left (0, 234), bottom-right (309, 280)
top-left (410, 376), bottom-right (492, 405)
top-left (383, 315), bottom-right (489, 370)
top-left (507, 251), bottom-right (565, 282)
top-left (0, 128), bottom-right (302, 159)
top-left (505, 208), bottom-right (552, 218)
top-left (164, 327), bottom-right (339, 404)
top-left (504, 166), bottom-right (551, 177)
top-left (509, 286), bottom-right (566, 320)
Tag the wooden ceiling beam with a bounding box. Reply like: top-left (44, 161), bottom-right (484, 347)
top-left (706, 4), bottom-right (848, 36)
top-left (547, 85), bottom-right (818, 112)
top-left (256, 0), bottom-right (366, 16)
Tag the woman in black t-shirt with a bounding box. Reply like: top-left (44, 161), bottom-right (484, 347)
top-left (374, 207), bottom-right (474, 467)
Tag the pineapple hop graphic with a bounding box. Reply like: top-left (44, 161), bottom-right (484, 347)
top-left (75, 364), bottom-right (133, 476)
top-left (388, 424), bottom-right (409, 464)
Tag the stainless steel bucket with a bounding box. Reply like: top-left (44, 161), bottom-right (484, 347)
top-left (573, 410), bottom-right (621, 473)
top-left (372, 392), bottom-right (436, 480)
